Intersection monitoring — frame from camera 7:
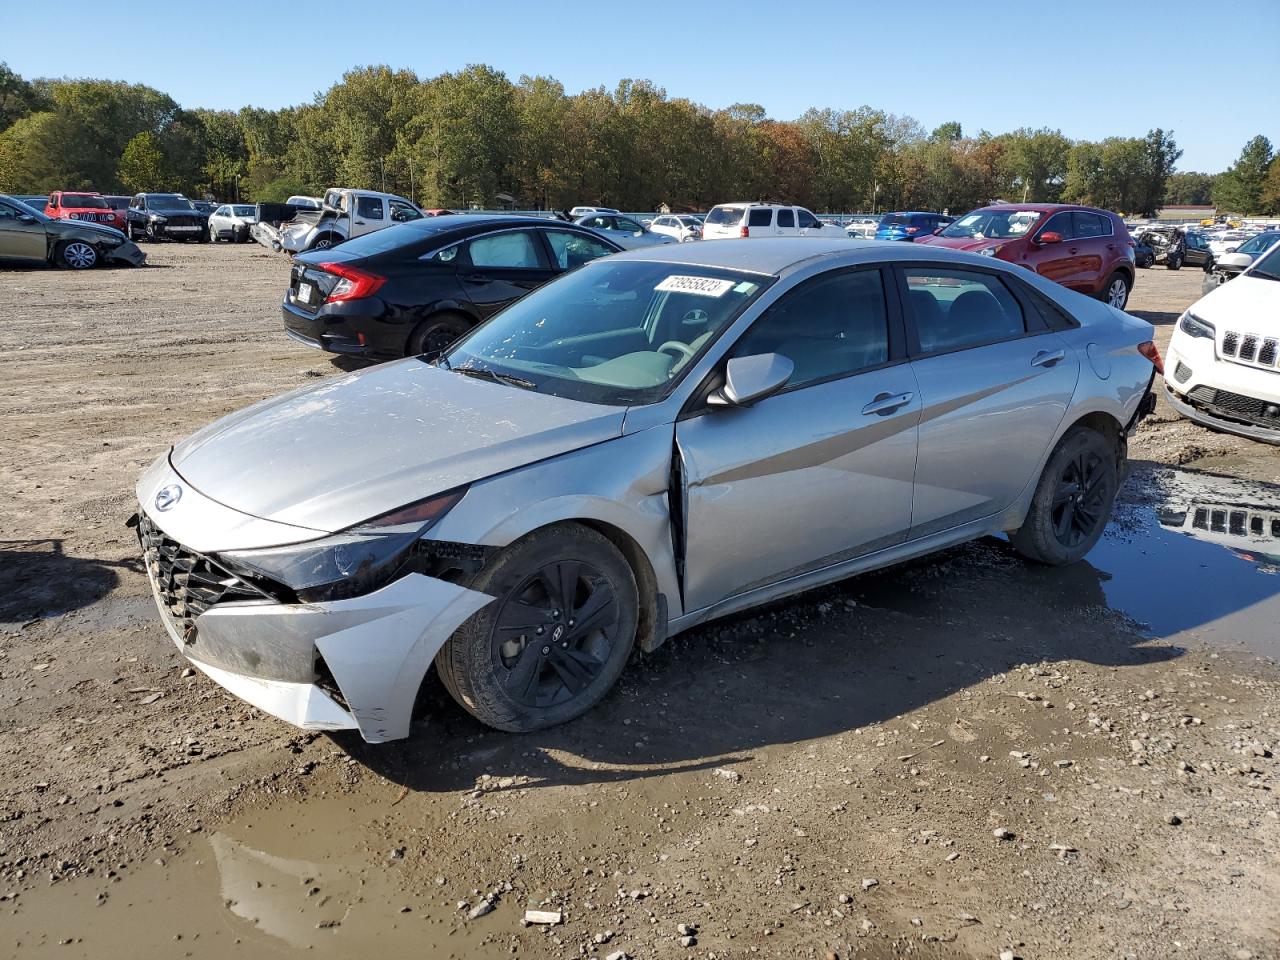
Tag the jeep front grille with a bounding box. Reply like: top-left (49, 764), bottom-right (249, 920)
top-left (1220, 330), bottom-right (1280, 371)
top-left (137, 511), bottom-right (268, 643)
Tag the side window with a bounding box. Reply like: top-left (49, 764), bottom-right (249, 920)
top-left (616, 217), bottom-right (642, 232)
top-left (797, 208), bottom-right (820, 229)
top-left (583, 215), bottom-right (610, 229)
top-left (544, 229), bottom-right (617, 270)
top-left (1037, 212), bottom-right (1075, 241)
top-left (389, 200), bottom-right (422, 222)
top-left (0, 202), bottom-right (20, 221)
top-left (748, 208), bottom-right (773, 227)
top-left (465, 230), bottom-right (544, 269)
top-left (1073, 212), bottom-right (1106, 239)
top-left (777, 208), bottom-right (795, 228)
top-left (731, 269), bottom-right (890, 389)
top-left (904, 268), bottom-right (1026, 354)
top-left (356, 196), bottom-right (384, 219)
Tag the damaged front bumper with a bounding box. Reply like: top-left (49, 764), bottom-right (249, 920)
top-left (106, 239), bottom-right (147, 267)
top-left (136, 456), bottom-right (494, 742)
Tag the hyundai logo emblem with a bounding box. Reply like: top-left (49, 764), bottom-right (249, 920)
top-left (551, 625), bottom-right (565, 642)
top-left (154, 484), bottom-right (183, 512)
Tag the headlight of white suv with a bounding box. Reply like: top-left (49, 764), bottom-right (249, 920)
top-left (1178, 311), bottom-right (1215, 340)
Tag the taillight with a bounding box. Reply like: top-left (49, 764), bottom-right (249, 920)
top-left (740, 225), bottom-right (749, 238)
top-left (319, 261), bottom-right (385, 302)
top-left (1137, 340), bottom-right (1164, 375)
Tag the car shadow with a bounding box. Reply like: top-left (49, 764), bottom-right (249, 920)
top-left (329, 355), bottom-right (378, 373)
top-left (0, 539), bottom-right (142, 622)
top-left (1128, 308), bottom-right (1182, 326)
top-left (344, 537), bottom-right (1184, 795)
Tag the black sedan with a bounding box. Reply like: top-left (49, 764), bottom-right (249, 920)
top-left (282, 215), bottom-right (623, 359)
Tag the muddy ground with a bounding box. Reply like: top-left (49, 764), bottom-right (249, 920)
top-left (0, 246), bottom-right (1276, 960)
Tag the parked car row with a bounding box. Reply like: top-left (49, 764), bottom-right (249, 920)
top-left (0, 194), bottom-right (146, 268)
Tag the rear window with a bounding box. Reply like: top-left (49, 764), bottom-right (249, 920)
top-left (705, 206), bottom-right (745, 226)
top-left (232, 205), bottom-right (256, 217)
top-left (62, 194), bottom-right (109, 209)
top-left (329, 220), bottom-right (446, 258)
top-left (881, 214), bottom-right (915, 226)
top-left (748, 209), bottom-right (773, 227)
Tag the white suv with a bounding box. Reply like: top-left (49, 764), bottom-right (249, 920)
top-left (702, 202), bottom-right (846, 240)
top-left (1165, 241), bottom-right (1280, 445)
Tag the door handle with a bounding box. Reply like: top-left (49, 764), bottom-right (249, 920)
top-left (354, 220), bottom-right (366, 225)
top-left (861, 391), bottom-right (913, 416)
top-left (1031, 348), bottom-right (1066, 368)
top-left (1068, 246), bottom-right (1079, 254)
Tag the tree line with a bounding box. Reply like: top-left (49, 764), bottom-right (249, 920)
top-left (1, 61), bottom-right (1277, 216)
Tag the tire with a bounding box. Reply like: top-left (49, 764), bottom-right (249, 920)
top-left (1010, 426), bottom-right (1118, 566)
top-left (209, 224), bottom-right (219, 242)
top-left (435, 523), bottom-right (638, 732)
top-left (408, 311), bottom-right (472, 356)
top-left (1166, 254), bottom-right (1182, 271)
top-left (308, 233), bottom-right (339, 252)
top-left (145, 222), bottom-right (160, 242)
top-left (56, 240), bottom-right (98, 269)
top-left (1100, 271), bottom-right (1130, 310)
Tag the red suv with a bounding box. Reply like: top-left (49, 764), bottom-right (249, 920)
top-left (916, 204), bottom-right (1136, 309)
top-left (45, 192), bottom-right (129, 235)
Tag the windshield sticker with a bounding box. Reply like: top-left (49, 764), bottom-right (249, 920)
top-left (655, 275), bottom-right (736, 297)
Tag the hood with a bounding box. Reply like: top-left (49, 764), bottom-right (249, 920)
top-left (50, 218), bottom-right (127, 241)
top-left (913, 235), bottom-right (998, 252)
top-left (1193, 273), bottom-right (1280, 326)
top-left (170, 360), bottom-right (627, 533)
top-left (152, 207), bottom-right (206, 217)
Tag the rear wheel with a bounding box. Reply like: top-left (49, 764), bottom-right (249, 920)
top-left (1100, 272), bottom-right (1130, 309)
top-left (56, 240), bottom-right (98, 269)
top-left (1010, 426), bottom-right (1118, 566)
top-left (435, 524), bottom-right (638, 732)
top-left (1166, 253), bottom-right (1183, 270)
top-left (308, 233), bottom-right (339, 251)
top-left (408, 311), bottom-right (471, 356)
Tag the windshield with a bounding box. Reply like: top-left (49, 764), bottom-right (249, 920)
top-left (941, 209), bottom-right (1042, 240)
top-left (150, 195), bottom-right (193, 210)
top-left (443, 260), bottom-right (770, 405)
top-left (62, 194), bottom-right (109, 209)
top-left (1249, 242), bottom-right (1280, 281)
top-left (232, 205), bottom-right (256, 217)
top-left (1238, 232), bottom-right (1280, 256)
top-left (705, 206), bottom-right (744, 226)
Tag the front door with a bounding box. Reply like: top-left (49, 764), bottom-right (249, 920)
top-left (0, 199), bottom-right (48, 261)
top-left (457, 228), bottom-right (557, 319)
top-left (1028, 211), bottom-right (1080, 288)
top-left (676, 266), bottom-right (919, 612)
top-left (898, 265), bottom-right (1081, 539)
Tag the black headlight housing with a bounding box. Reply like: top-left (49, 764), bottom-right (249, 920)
top-left (218, 488), bottom-right (466, 603)
top-left (1178, 311), bottom-right (1215, 340)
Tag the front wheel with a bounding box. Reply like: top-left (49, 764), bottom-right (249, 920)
top-left (1010, 426), bottom-right (1118, 566)
top-left (56, 240), bottom-right (98, 269)
top-left (1100, 272), bottom-right (1130, 310)
top-left (1166, 254), bottom-right (1182, 271)
top-left (435, 524), bottom-right (638, 732)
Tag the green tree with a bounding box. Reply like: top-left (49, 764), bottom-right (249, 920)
top-left (1164, 171), bottom-right (1217, 206)
top-left (117, 132), bottom-right (170, 192)
top-left (1212, 135), bottom-right (1274, 214)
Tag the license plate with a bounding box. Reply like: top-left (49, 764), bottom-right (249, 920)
top-left (169, 225), bottom-right (198, 232)
top-left (297, 282), bottom-right (314, 304)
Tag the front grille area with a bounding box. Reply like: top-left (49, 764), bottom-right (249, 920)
top-left (1220, 330), bottom-right (1280, 371)
top-left (1186, 386), bottom-right (1280, 430)
top-left (138, 511), bottom-right (266, 643)
top-left (164, 215), bottom-right (199, 228)
top-left (1173, 361), bottom-right (1192, 383)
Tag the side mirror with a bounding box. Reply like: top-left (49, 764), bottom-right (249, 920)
top-left (1037, 231), bottom-right (1063, 245)
top-left (17, 214), bottom-right (37, 224)
top-left (708, 353), bottom-right (794, 409)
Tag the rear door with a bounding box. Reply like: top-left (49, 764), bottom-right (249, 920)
top-left (352, 195), bottom-right (386, 238)
top-left (775, 207), bottom-right (798, 237)
top-left (1028, 211), bottom-right (1080, 287)
top-left (898, 264), bottom-right (1080, 539)
top-left (456, 228), bottom-right (557, 319)
top-left (676, 266), bottom-right (919, 611)
top-left (0, 198), bottom-right (49, 261)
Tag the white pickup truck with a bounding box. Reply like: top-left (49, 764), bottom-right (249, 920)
top-left (254, 188), bottom-right (427, 254)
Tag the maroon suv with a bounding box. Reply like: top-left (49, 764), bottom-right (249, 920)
top-left (916, 203), bottom-right (1136, 309)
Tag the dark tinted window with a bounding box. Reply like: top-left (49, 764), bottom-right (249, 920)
top-left (1038, 212), bottom-right (1075, 241)
top-left (356, 196), bottom-right (384, 219)
top-left (905, 268), bottom-right (1025, 353)
top-left (706, 206), bottom-right (744, 226)
top-left (1073, 212), bottom-right (1107, 238)
top-left (797, 208), bottom-right (820, 229)
top-left (777, 209), bottom-right (795, 228)
top-left (748, 209), bottom-right (773, 227)
top-left (732, 269), bottom-right (889, 388)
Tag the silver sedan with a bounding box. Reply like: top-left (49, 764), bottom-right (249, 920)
top-left (575, 212), bottom-right (676, 249)
top-left (135, 239), bottom-right (1158, 741)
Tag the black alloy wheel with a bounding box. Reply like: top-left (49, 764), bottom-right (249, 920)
top-left (1050, 449), bottom-right (1110, 548)
top-left (492, 560), bottom-right (619, 709)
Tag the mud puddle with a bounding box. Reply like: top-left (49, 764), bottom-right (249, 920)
top-left (7, 790), bottom-right (503, 959)
top-left (1090, 467), bottom-right (1280, 656)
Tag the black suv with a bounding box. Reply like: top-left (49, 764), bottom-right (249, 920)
top-left (283, 215), bottom-right (623, 359)
top-left (129, 193), bottom-right (209, 242)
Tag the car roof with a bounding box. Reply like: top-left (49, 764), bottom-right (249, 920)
top-left (606, 236), bottom-right (1002, 276)
top-left (976, 203), bottom-right (1107, 214)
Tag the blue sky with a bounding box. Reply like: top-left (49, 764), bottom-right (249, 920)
top-left (7, 0), bottom-right (1278, 171)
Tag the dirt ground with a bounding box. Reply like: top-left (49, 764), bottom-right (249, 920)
top-left (1, 246), bottom-right (1277, 960)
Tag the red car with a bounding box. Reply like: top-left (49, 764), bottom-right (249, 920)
top-left (45, 191), bottom-right (129, 235)
top-left (916, 203), bottom-right (1136, 309)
